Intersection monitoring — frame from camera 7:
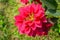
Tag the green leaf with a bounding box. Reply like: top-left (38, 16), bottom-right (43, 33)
top-left (55, 0), bottom-right (60, 9)
top-left (57, 3), bottom-right (60, 10)
top-left (41, 0), bottom-right (57, 9)
top-left (56, 0), bottom-right (60, 3)
top-left (29, 0), bottom-right (33, 3)
top-left (0, 20), bottom-right (3, 25)
top-left (46, 9), bottom-right (60, 18)
top-left (59, 27), bottom-right (60, 33)
top-left (0, 0), bottom-right (8, 3)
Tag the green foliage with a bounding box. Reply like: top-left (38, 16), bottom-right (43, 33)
top-left (46, 10), bottom-right (60, 18)
top-left (41, 0), bottom-right (60, 18)
top-left (41, 0), bottom-right (57, 9)
top-left (0, 0), bottom-right (8, 3)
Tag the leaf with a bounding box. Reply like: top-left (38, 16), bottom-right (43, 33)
top-left (57, 3), bottom-right (60, 10)
top-left (29, 0), bottom-right (33, 3)
top-left (46, 9), bottom-right (60, 18)
top-left (55, 0), bottom-right (60, 10)
top-left (59, 29), bottom-right (60, 33)
top-left (41, 0), bottom-right (58, 9)
top-left (0, 20), bottom-right (3, 25)
top-left (0, 0), bottom-right (8, 3)
top-left (56, 0), bottom-right (60, 3)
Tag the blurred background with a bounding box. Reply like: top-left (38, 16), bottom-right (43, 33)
top-left (0, 0), bottom-right (60, 40)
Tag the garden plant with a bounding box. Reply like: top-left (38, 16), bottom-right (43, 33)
top-left (0, 0), bottom-right (60, 40)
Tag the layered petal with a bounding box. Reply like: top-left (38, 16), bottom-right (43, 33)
top-left (14, 3), bottom-right (53, 37)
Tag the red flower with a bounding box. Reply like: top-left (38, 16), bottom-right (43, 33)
top-left (20, 0), bottom-right (42, 4)
top-left (20, 0), bottom-right (29, 4)
top-left (14, 3), bottom-right (53, 37)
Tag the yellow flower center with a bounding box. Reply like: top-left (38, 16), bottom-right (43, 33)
top-left (25, 13), bottom-right (34, 21)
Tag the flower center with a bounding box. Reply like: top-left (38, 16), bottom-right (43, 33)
top-left (25, 13), bottom-right (34, 21)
